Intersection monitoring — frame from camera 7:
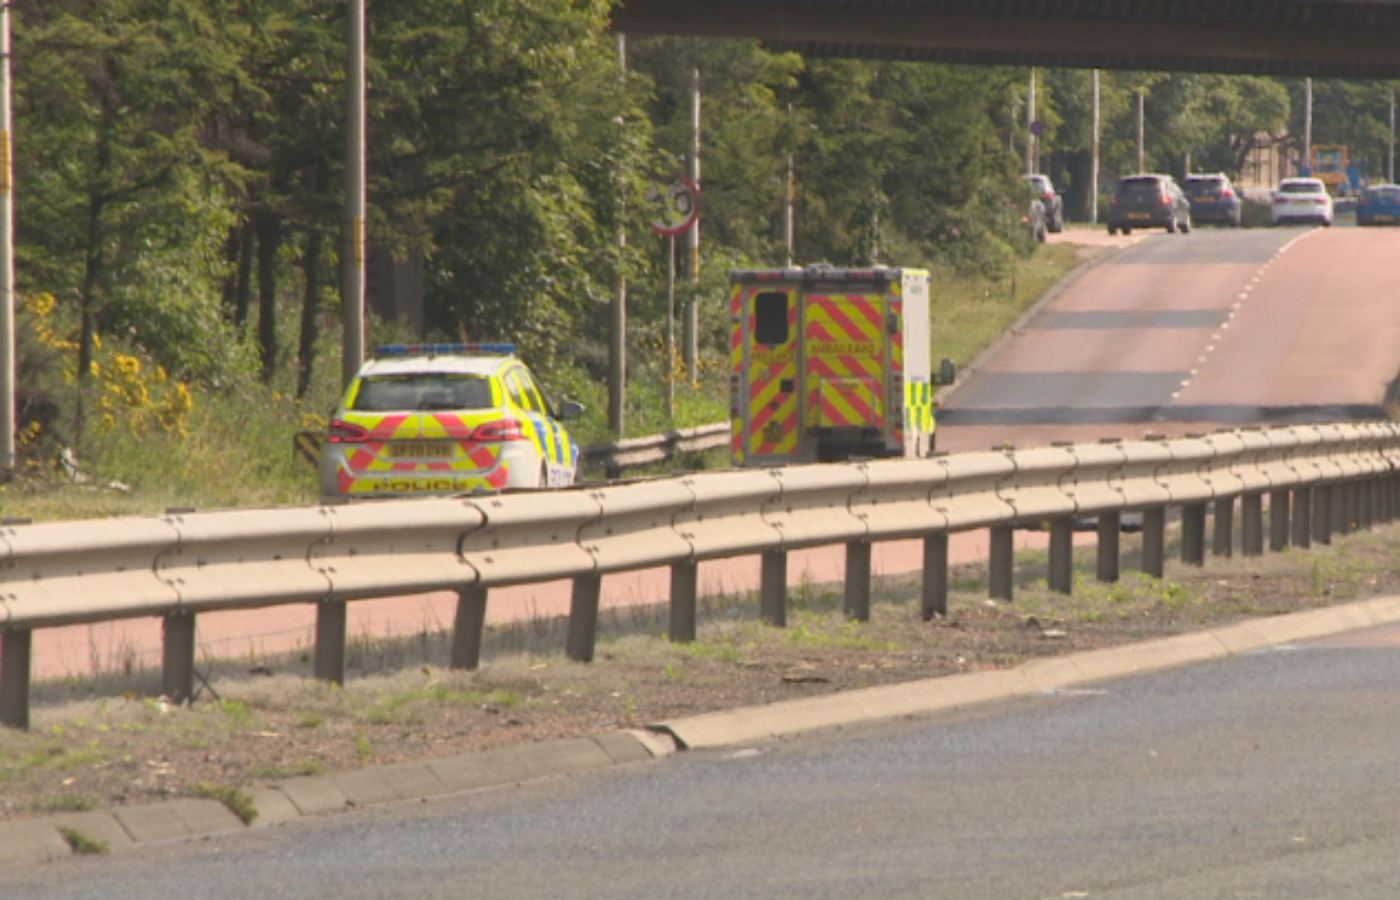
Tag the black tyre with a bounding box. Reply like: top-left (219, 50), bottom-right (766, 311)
top-left (1122, 226), bottom-right (1133, 236)
top-left (1180, 218), bottom-right (1191, 234)
top-left (1107, 225), bottom-right (1117, 236)
top-left (1166, 217), bottom-right (1177, 234)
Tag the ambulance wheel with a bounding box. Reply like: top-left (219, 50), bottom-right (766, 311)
top-left (536, 463), bottom-right (549, 489)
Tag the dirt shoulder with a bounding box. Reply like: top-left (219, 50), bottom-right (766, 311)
top-left (3, 522), bottom-right (1398, 824)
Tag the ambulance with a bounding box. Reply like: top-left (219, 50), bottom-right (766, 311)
top-left (728, 265), bottom-right (955, 466)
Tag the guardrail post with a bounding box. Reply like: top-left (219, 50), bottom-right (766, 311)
top-left (314, 600), bottom-right (348, 685)
top-left (989, 524), bottom-right (1014, 601)
top-left (1141, 507), bottom-right (1165, 578)
top-left (1181, 503), bottom-right (1206, 566)
top-left (161, 612), bottom-right (196, 703)
top-left (1241, 493), bottom-right (1263, 557)
top-left (450, 586), bottom-right (488, 670)
top-left (1048, 517), bottom-right (1073, 593)
top-left (1292, 485), bottom-right (1312, 548)
top-left (566, 575), bottom-right (602, 662)
top-left (1268, 489), bottom-right (1290, 552)
top-left (844, 541), bottom-right (872, 622)
top-left (760, 550), bottom-right (787, 627)
top-left (1096, 512), bottom-right (1120, 583)
top-left (1332, 483), bottom-right (1349, 537)
top-left (1313, 484), bottom-right (1332, 545)
top-left (669, 562), bottom-right (698, 643)
top-left (1212, 497), bottom-right (1234, 558)
top-left (1, 630), bottom-right (31, 731)
top-left (922, 533), bottom-right (948, 619)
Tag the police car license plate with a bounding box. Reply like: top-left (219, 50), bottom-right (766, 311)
top-left (388, 441), bottom-right (452, 458)
top-left (1377, 215), bottom-right (1394, 223)
top-left (1128, 212), bottom-right (1150, 220)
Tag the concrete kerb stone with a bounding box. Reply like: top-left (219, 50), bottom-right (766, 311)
top-left (0, 821), bottom-right (72, 866)
top-left (46, 811), bottom-right (135, 852)
top-left (245, 787), bottom-right (300, 829)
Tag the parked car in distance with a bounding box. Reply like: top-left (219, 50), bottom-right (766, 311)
top-left (1271, 177), bottom-right (1334, 226)
top-left (1183, 173), bottom-right (1242, 227)
top-left (1023, 174), bottom-right (1063, 233)
top-left (1356, 183), bottom-right (1400, 226)
top-left (318, 343), bottom-right (584, 503)
top-left (1107, 174), bottom-right (1192, 235)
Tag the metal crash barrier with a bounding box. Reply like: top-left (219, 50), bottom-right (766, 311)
top-left (3, 423), bottom-right (1399, 730)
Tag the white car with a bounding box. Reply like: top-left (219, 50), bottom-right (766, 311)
top-left (1271, 177), bottom-right (1334, 226)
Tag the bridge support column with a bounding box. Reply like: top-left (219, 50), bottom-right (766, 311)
top-left (1268, 489), bottom-right (1290, 552)
top-left (451, 586), bottom-right (488, 670)
top-left (1141, 507), bottom-right (1165, 578)
top-left (1096, 512), bottom-right (1120, 583)
top-left (1360, 479), bottom-right (1374, 530)
top-left (1241, 493), bottom-right (1263, 557)
top-left (844, 541), bottom-right (872, 622)
top-left (161, 612), bottom-right (196, 704)
top-left (921, 534), bottom-right (948, 620)
top-left (1333, 482), bottom-right (1349, 537)
top-left (669, 562), bottom-right (698, 643)
top-left (989, 524), bottom-right (1014, 601)
top-left (1181, 503), bottom-right (1206, 566)
top-left (760, 550), bottom-right (787, 626)
top-left (1048, 517), bottom-right (1073, 593)
top-left (566, 574), bottom-right (602, 662)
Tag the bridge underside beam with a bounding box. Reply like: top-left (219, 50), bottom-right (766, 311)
top-left (612, 1), bottom-right (1400, 78)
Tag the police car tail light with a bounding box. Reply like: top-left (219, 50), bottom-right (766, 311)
top-left (327, 419), bottom-right (370, 444)
top-left (472, 418), bottom-right (527, 441)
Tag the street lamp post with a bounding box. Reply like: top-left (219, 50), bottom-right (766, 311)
top-left (0, 4), bottom-right (14, 478)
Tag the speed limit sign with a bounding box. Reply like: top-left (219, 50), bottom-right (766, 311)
top-left (646, 175), bottom-right (700, 237)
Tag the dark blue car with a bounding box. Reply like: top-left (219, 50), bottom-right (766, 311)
top-left (1356, 184), bottom-right (1400, 226)
top-left (1183, 173), bottom-right (1242, 227)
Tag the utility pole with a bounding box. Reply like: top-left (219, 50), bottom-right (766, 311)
top-left (1136, 89), bottom-right (1145, 174)
top-left (1389, 89), bottom-right (1395, 183)
top-left (1025, 68), bottom-right (1036, 175)
top-left (1090, 69), bottom-right (1100, 225)
top-left (341, 0), bottom-right (365, 389)
top-left (609, 34), bottom-right (627, 435)
top-left (1303, 76), bottom-right (1313, 175)
top-left (685, 67), bottom-right (700, 386)
top-left (0, 3), bottom-right (15, 478)
top-left (784, 150), bottom-right (795, 267)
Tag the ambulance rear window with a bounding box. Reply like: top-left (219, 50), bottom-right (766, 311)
top-left (754, 292), bottom-right (789, 346)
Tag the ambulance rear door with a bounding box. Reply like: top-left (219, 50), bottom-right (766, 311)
top-left (732, 278), bottom-right (802, 465)
top-left (801, 278), bottom-right (892, 446)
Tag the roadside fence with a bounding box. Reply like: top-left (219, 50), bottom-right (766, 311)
top-left (3, 422), bottom-right (1398, 730)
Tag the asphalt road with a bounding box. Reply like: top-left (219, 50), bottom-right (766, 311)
top-left (938, 225), bottom-right (1400, 453)
top-left (7, 623), bottom-right (1400, 899)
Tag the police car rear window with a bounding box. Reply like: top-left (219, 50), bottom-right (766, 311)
top-left (352, 375), bottom-right (493, 411)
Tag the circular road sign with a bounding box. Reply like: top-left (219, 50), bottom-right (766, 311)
top-left (646, 175), bottom-right (701, 237)
top-left (1030, 119), bottom-right (1046, 137)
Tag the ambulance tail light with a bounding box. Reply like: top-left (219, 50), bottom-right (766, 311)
top-left (472, 418), bottom-right (527, 441)
top-left (327, 419), bottom-right (370, 444)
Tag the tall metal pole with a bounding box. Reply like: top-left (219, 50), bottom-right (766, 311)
top-left (0, 4), bottom-right (13, 478)
top-left (1136, 89), bottom-right (1145, 174)
top-left (685, 67), bottom-right (700, 386)
top-left (1303, 77), bottom-right (1313, 175)
top-left (1025, 68), bottom-right (1036, 175)
top-left (608, 33), bottom-right (627, 435)
top-left (1090, 69), bottom-right (1100, 225)
top-left (784, 150), bottom-right (795, 267)
top-left (341, 0), bottom-right (365, 389)
top-left (666, 234), bottom-right (675, 418)
top-left (1389, 90), bottom-right (1395, 183)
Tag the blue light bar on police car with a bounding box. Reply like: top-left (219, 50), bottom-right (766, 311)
top-left (374, 342), bottom-right (516, 357)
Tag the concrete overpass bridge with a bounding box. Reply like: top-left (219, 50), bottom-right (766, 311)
top-left (611, 1), bottom-right (1400, 77)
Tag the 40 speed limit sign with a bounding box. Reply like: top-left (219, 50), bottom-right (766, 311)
top-left (646, 175), bottom-right (700, 237)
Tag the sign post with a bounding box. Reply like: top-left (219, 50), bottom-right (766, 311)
top-left (645, 175), bottom-right (700, 419)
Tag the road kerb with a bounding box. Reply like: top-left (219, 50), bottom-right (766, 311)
top-left (5, 595), bottom-right (1400, 870)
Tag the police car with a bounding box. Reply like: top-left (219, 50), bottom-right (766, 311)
top-left (318, 343), bottom-right (583, 502)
